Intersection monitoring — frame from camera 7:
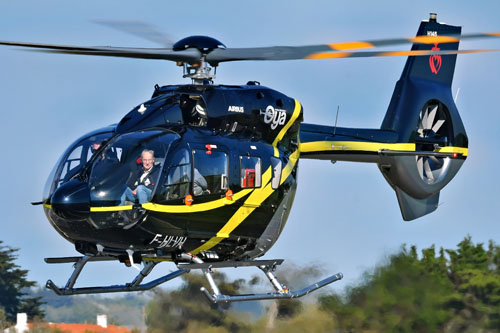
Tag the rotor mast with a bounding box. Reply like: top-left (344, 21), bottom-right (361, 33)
top-left (180, 55), bottom-right (216, 85)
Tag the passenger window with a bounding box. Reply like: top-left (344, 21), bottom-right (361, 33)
top-left (162, 149), bottom-right (191, 201)
top-left (193, 149), bottom-right (228, 196)
top-left (271, 157), bottom-right (282, 189)
top-left (240, 156), bottom-right (262, 188)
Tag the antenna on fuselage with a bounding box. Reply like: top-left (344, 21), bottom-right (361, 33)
top-left (333, 105), bottom-right (340, 136)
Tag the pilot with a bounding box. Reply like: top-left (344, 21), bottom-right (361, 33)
top-left (120, 149), bottom-right (159, 205)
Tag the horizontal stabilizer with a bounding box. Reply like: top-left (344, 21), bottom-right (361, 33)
top-left (395, 187), bottom-right (439, 221)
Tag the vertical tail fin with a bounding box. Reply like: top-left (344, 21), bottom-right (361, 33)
top-left (378, 14), bottom-right (468, 220)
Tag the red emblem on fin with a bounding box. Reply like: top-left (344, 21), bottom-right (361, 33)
top-left (429, 43), bottom-right (442, 75)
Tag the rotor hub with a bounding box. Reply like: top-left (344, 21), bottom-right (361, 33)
top-left (173, 35), bottom-right (226, 53)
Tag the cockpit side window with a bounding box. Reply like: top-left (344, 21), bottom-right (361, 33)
top-left (192, 149), bottom-right (228, 196)
top-left (160, 148), bottom-right (192, 201)
top-left (240, 156), bottom-right (262, 188)
top-left (88, 130), bottom-right (178, 206)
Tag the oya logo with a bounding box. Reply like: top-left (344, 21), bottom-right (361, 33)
top-left (262, 105), bottom-right (287, 130)
top-left (429, 43), bottom-right (442, 75)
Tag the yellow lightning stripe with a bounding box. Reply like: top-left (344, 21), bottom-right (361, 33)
top-left (190, 167), bottom-right (273, 254)
top-left (190, 101), bottom-right (303, 254)
top-left (272, 100), bottom-right (302, 147)
top-left (299, 141), bottom-right (415, 153)
top-left (191, 152), bottom-right (300, 255)
top-left (86, 189), bottom-right (253, 213)
top-left (328, 41), bottom-right (374, 50)
top-left (272, 99), bottom-right (302, 157)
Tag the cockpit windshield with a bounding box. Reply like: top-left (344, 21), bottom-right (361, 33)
top-left (43, 131), bottom-right (114, 201)
top-left (89, 130), bottom-right (179, 206)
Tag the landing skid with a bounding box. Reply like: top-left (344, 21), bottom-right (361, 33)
top-left (44, 254), bottom-right (343, 301)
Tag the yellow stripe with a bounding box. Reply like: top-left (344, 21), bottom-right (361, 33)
top-left (90, 205), bottom-right (133, 212)
top-left (299, 141), bottom-right (468, 157)
top-left (328, 41), bottom-right (374, 50)
top-left (142, 189), bottom-right (253, 213)
top-left (299, 141), bottom-right (415, 153)
top-left (43, 203), bottom-right (52, 209)
top-left (435, 146), bottom-right (469, 157)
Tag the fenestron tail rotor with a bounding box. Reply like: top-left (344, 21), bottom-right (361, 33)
top-left (415, 102), bottom-right (450, 184)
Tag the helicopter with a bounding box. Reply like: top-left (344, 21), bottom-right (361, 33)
top-left (1, 13), bottom-right (498, 303)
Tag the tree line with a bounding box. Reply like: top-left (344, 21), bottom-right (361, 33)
top-left (1, 236), bottom-right (499, 332)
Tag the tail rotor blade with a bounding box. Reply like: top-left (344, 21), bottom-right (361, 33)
top-left (432, 119), bottom-right (445, 133)
top-left (427, 106), bottom-right (438, 130)
top-left (417, 156), bottom-right (424, 179)
top-left (424, 158), bottom-right (435, 181)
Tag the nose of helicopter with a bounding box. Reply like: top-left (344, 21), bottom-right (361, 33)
top-left (51, 179), bottom-right (90, 219)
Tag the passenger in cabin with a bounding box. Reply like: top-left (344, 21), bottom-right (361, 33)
top-left (120, 149), bottom-right (159, 205)
top-left (90, 141), bottom-right (101, 153)
top-left (193, 168), bottom-right (209, 196)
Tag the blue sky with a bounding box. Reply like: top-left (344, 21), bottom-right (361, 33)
top-left (0, 1), bottom-right (499, 294)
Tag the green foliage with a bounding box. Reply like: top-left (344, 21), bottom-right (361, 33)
top-left (0, 307), bottom-right (8, 330)
top-left (145, 272), bottom-right (252, 333)
top-left (319, 236), bottom-right (500, 332)
top-left (0, 240), bottom-right (45, 323)
top-left (262, 305), bottom-right (335, 333)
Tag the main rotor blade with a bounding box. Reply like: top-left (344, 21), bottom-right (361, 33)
top-left (207, 46), bottom-right (500, 63)
top-left (0, 40), bottom-right (201, 62)
top-left (93, 19), bottom-right (175, 48)
top-left (326, 32), bottom-right (500, 51)
top-left (206, 31), bottom-right (500, 63)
